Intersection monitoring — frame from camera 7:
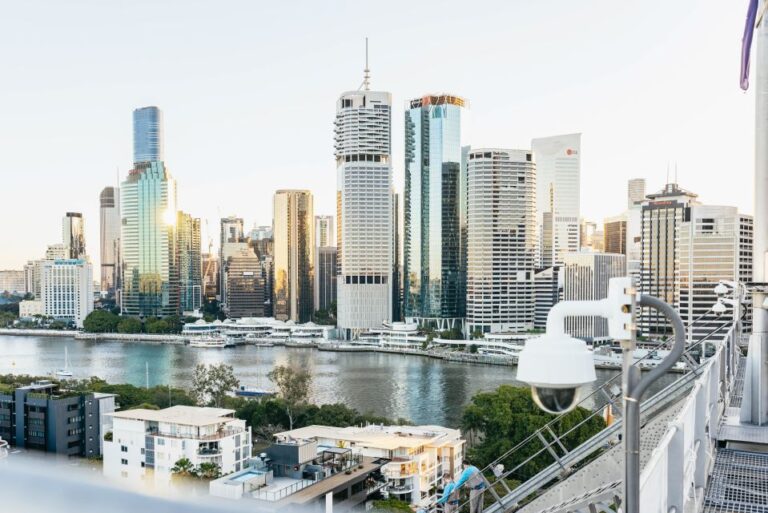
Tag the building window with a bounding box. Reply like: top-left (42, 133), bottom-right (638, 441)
top-left (121, 445), bottom-right (128, 452)
top-left (121, 459), bottom-right (128, 465)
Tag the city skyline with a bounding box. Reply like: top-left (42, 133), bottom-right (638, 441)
top-left (0, 0), bottom-right (754, 271)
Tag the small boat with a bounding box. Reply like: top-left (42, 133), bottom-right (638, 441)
top-left (189, 335), bottom-right (227, 348)
top-left (245, 333), bottom-right (275, 347)
top-left (233, 386), bottom-right (275, 398)
top-left (56, 347), bottom-right (73, 378)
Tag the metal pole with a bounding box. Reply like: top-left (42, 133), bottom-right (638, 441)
top-left (623, 294), bottom-right (686, 513)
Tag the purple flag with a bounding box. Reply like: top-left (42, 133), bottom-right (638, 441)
top-left (741, 0), bottom-right (759, 90)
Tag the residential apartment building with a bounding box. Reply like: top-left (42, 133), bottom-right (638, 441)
top-left (562, 252), bottom-right (627, 342)
top-left (103, 406), bottom-right (251, 483)
top-left (99, 186), bottom-right (120, 295)
top-left (0, 270), bottom-right (25, 294)
top-left (41, 259), bottom-right (93, 328)
top-left (274, 424), bottom-right (465, 508)
top-left (62, 212), bottom-right (86, 260)
top-left (628, 178), bottom-right (647, 208)
top-left (465, 148), bottom-right (536, 334)
top-left (176, 211), bottom-right (202, 312)
top-left (0, 381), bottom-right (115, 458)
top-left (404, 94), bottom-right (467, 330)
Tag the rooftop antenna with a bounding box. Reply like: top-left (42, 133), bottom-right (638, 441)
top-left (666, 162), bottom-right (670, 185)
top-left (362, 37), bottom-right (371, 91)
top-left (674, 162), bottom-right (678, 184)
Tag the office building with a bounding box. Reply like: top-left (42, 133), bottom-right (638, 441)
top-left (335, 84), bottom-right (394, 338)
top-left (639, 182), bottom-right (699, 335)
top-left (532, 133), bottom-right (581, 267)
top-left (103, 406), bottom-right (251, 483)
top-left (220, 216), bottom-right (245, 307)
top-left (62, 212), bottom-right (86, 259)
top-left (252, 237), bottom-right (274, 317)
top-left (404, 94), bottom-right (467, 330)
top-left (23, 261), bottom-right (36, 296)
top-left (132, 106), bottom-right (163, 164)
top-left (562, 252), bottom-right (627, 342)
top-left (465, 148), bottom-right (536, 334)
top-left (628, 178), bottom-right (647, 208)
top-left (202, 252), bottom-right (219, 302)
top-left (315, 247), bottom-right (337, 313)
top-left (273, 190), bottom-right (314, 323)
top-left (120, 161), bottom-right (179, 317)
top-left (626, 205), bottom-right (643, 280)
top-left (177, 211), bottom-right (202, 312)
top-left (99, 187), bottom-right (120, 294)
top-left (314, 215), bottom-right (335, 248)
top-left (677, 206), bottom-right (753, 343)
top-left (250, 225), bottom-right (273, 241)
top-left (0, 270), bottom-right (25, 294)
top-left (226, 247), bottom-right (266, 318)
top-left (534, 267), bottom-right (561, 330)
top-left (0, 381), bottom-right (115, 458)
top-left (41, 259), bottom-right (93, 328)
top-left (603, 214), bottom-right (627, 256)
top-left (274, 424), bottom-right (464, 508)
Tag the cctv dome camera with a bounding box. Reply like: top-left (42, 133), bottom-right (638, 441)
top-left (517, 334), bottom-right (597, 414)
top-left (712, 301), bottom-right (727, 315)
top-left (713, 283), bottom-right (729, 296)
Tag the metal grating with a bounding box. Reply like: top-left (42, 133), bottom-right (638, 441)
top-left (731, 356), bottom-right (746, 408)
top-left (704, 449), bottom-right (768, 513)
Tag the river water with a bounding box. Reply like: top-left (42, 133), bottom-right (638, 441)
top-left (0, 335), bottom-right (672, 427)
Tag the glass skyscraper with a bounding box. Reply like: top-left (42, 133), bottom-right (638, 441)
top-left (99, 187), bottom-right (120, 294)
top-left (120, 161), bottom-right (179, 317)
top-left (176, 211), bottom-right (202, 312)
top-left (133, 106), bottom-right (164, 164)
top-left (403, 94), bottom-right (466, 326)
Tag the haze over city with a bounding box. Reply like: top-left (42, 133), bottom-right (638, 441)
top-left (0, 0), bottom-right (753, 270)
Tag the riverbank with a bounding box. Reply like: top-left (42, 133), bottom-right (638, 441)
top-left (0, 328), bottom-right (75, 337)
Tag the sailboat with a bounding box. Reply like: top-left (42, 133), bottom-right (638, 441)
top-left (56, 347), bottom-right (73, 378)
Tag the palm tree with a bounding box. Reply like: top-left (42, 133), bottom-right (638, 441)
top-left (197, 462), bottom-right (221, 480)
top-left (171, 457), bottom-right (196, 478)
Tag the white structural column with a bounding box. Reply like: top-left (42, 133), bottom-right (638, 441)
top-left (744, 5), bottom-right (768, 425)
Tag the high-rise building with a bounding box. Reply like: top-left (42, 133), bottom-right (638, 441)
top-left (176, 211), bottom-right (202, 312)
top-left (100, 187), bottom-right (120, 295)
top-left (219, 216), bottom-right (245, 307)
top-left (534, 267), bottom-right (561, 330)
top-left (404, 94), bottom-right (467, 330)
top-left (0, 270), bottom-right (25, 294)
top-left (41, 259), bottom-right (94, 328)
top-left (603, 214), bottom-right (627, 256)
top-left (250, 225), bottom-right (273, 242)
top-left (314, 216), bottom-right (335, 248)
top-left (225, 247), bottom-right (266, 318)
top-left (628, 178), bottom-right (647, 208)
top-left (639, 182), bottom-right (699, 335)
top-left (315, 247), bottom-right (337, 313)
top-left (62, 212), bottom-right (86, 260)
top-left (562, 252), bottom-right (626, 342)
top-left (252, 237), bottom-right (274, 317)
top-left (579, 220), bottom-right (604, 252)
top-left (120, 161), bottom-right (179, 317)
top-left (335, 84), bottom-right (394, 338)
top-left (532, 133), bottom-right (581, 267)
top-left (273, 190), bottom-right (314, 323)
top-left (677, 207), bottom-right (753, 343)
top-left (133, 106), bottom-right (163, 164)
top-left (465, 149), bottom-right (536, 334)
top-left (202, 253), bottom-right (219, 302)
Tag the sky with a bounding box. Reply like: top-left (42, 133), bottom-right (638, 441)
top-left (0, 0), bottom-right (756, 271)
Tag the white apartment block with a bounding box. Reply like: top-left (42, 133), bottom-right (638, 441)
top-left (40, 259), bottom-right (93, 328)
top-left (104, 406), bottom-right (251, 484)
top-left (532, 133), bottom-right (581, 267)
top-left (19, 300), bottom-right (43, 318)
top-left (275, 424), bottom-right (465, 508)
top-left (466, 149), bottom-right (536, 334)
top-left (335, 88), bottom-right (394, 337)
top-left (562, 252), bottom-right (626, 342)
top-left (677, 206), bottom-right (753, 343)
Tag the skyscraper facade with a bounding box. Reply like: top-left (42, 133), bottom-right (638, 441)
top-left (562, 252), bottom-right (626, 341)
top-left (314, 215), bottom-right (336, 313)
top-left (465, 148), bottom-right (536, 334)
top-left (314, 215), bottom-right (335, 248)
top-left (202, 253), bottom-right (219, 302)
top-left (225, 247), bottom-right (266, 319)
top-left (273, 190), bottom-right (314, 323)
top-left (639, 182), bottom-right (699, 335)
top-left (120, 161), bottom-right (179, 317)
top-left (404, 94), bottom-right (466, 328)
top-left (176, 211), bottom-right (202, 312)
top-left (677, 206), bottom-right (753, 343)
top-left (99, 187), bottom-right (120, 294)
top-left (133, 106), bottom-right (164, 164)
top-left (219, 216), bottom-right (245, 307)
top-left (603, 214), bottom-right (627, 255)
top-left (628, 178), bottom-right (647, 208)
top-left (62, 212), bottom-right (86, 260)
top-left (335, 87), bottom-right (394, 337)
top-left (532, 133), bottom-right (581, 268)
top-left (41, 259), bottom-right (94, 328)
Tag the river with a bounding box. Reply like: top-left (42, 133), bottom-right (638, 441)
top-left (0, 335), bottom-right (671, 427)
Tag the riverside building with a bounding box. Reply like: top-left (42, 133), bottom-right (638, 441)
top-left (40, 259), bottom-right (93, 328)
top-left (99, 187), bottom-right (120, 295)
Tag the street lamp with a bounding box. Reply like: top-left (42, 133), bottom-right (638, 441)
top-left (516, 277), bottom-right (686, 513)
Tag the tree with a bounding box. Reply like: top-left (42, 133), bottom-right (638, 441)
top-left (461, 385), bottom-right (604, 479)
top-left (192, 363), bottom-right (239, 407)
top-left (145, 319), bottom-right (170, 333)
top-left (267, 365), bottom-right (312, 430)
top-left (83, 310), bottom-right (120, 333)
top-left (171, 457), bottom-right (196, 478)
top-left (197, 462), bottom-right (221, 479)
top-left (117, 317), bottom-right (142, 333)
top-left (371, 499), bottom-right (412, 513)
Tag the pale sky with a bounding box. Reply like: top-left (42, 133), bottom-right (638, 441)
top-left (0, 0), bottom-right (755, 271)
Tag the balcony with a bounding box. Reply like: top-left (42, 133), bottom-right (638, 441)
top-left (197, 445), bottom-right (221, 457)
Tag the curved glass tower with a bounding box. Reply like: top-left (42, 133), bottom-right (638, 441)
top-left (133, 106), bottom-right (164, 164)
top-left (403, 94), bottom-right (466, 327)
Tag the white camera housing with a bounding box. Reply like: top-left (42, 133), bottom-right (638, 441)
top-left (516, 333), bottom-right (597, 414)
